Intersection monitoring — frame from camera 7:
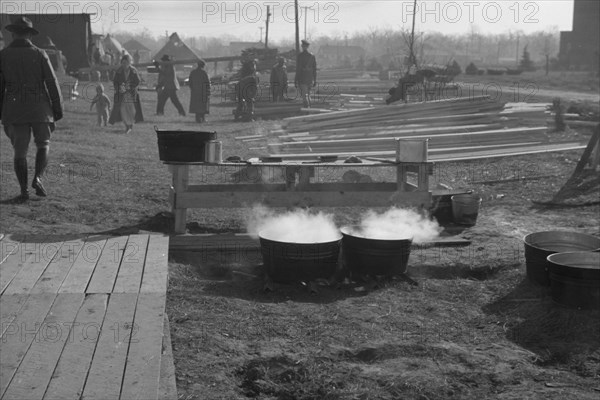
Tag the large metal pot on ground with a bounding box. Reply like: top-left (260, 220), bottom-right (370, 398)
top-left (523, 231), bottom-right (600, 286)
top-left (258, 232), bottom-right (342, 284)
top-left (547, 251), bottom-right (600, 309)
top-left (340, 226), bottom-right (413, 278)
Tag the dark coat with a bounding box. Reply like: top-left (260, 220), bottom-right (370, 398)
top-left (0, 38), bottom-right (63, 126)
top-left (109, 66), bottom-right (144, 124)
top-left (188, 67), bottom-right (210, 114)
top-left (270, 64), bottom-right (288, 88)
top-left (157, 64), bottom-right (180, 91)
top-left (295, 50), bottom-right (317, 85)
top-left (236, 74), bottom-right (259, 101)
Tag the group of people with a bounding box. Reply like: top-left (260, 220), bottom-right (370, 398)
top-left (234, 39), bottom-right (318, 121)
top-left (154, 54), bottom-right (211, 123)
top-left (0, 17), bottom-right (316, 201)
top-left (87, 53), bottom-right (211, 132)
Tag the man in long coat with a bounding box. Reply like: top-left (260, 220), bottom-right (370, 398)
top-left (156, 54), bottom-right (186, 116)
top-left (0, 17), bottom-right (63, 201)
top-left (270, 57), bottom-right (288, 102)
top-left (294, 40), bottom-right (317, 108)
top-left (188, 60), bottom-right (211, 123)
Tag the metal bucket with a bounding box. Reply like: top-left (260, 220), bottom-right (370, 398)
top-left (547, 252), bottom-right (600, 309)
top-left (340, 226), bottom-right (413, 277)
top-left (523, 231), bottom-right (600, 286)
top-left (258, 233), bottom-right (342, 283)
top-left (155, 127), bottom-right (217, 162)
top-left (451, 194), bottom-right (482, 226)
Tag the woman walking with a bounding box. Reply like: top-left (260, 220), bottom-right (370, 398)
top-left (188, 60), bottom-right (211, 123)
top-left (109, 54), bottom-right (143, 133)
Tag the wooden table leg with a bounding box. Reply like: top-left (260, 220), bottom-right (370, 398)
top-left (417, 164), bottom-right (429, 192)
top-left (397, 164), bottom-right (408, 192)
top-left (171, 165), bottom-right (189, 234)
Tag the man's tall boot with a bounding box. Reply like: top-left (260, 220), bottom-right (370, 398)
top-left (14, 158), bottom-right (29, 201)
top-left (32, 147), bottom-right (48, 196)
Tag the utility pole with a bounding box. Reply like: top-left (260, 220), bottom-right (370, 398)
top-left (544, 36), bottom-right (550, 76)
top-left (294, 0), bottom-right (300, 55)
top-left (516, 33), bottom-right (520, 66)
top-left (303, 6), bottom-right (310, 40)
top-left (409, 0), bottom-right (417, 67)
top-left (265, 5), bottom-right (271, 48)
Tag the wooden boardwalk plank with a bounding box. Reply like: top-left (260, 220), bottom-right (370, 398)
top-left (0, 234), bottom-right (21, 265)
top-left (2, 239), bottom-right (63, 295)
top-left (112, 234), bottom-right (149, 294)
top-left (43, 294), bottom-right (109, 400)
top-left (2, 293), bottom-right (85, 400)
top-left (30, 240), bottom-right (85, 294)
top-left (1, 240), bottom-right (34, 295)
top-left (0, 293), bottom-right (56, 398)
top-left (0, 294), bottom-right (29, 337)
top-left (159, 315), bottom-right (178, 400)
top-left (86, 236), bottom-right (129, 294)
top-left (120, 293), bottom-right (166, 400)
top-left (140, 235), bottom-right (169, 293)
top-left (59, 238), bottom-right (108, 294)
top-left (81, 293), bottom-right (137, 400)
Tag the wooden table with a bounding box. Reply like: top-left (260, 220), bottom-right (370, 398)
top-left (166, 160), bottom-right (434, 234)
top-left (0, 233), bottom-right (176, 400)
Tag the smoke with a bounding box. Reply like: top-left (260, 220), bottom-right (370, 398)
top-left (246, 204), bottom-right (341, 243)
top-left (348, 207), bottom-right (441, 243)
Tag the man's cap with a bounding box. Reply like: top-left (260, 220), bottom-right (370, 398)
top-left (301, 40), bottom-right (310, 46)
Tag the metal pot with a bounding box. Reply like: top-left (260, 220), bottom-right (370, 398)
top-left (340, 226), bottom-right (413, 277)
top-left (258, 232), bottom-right (342, 283)
top-left (547, 252), bottom-right (600, 309)
top-left (523, 231), bottom-right (600, 286)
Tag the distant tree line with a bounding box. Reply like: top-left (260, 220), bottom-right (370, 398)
top-left (110, 27), bottom-right (560, 71)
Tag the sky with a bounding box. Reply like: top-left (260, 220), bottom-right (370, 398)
top-left (2, 0), bottom-right (575, 41)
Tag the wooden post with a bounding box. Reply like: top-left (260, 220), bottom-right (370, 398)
top-left (574, 125), bottom-right (600, 174)
top-left (265, 6), bottom-right (271, 49)
top-left (294, 0), bottom-right (300, 55)
top-left (397, 164), bottom-right (408, 192)
top-left (591, 138), bottom-right (600, 171)
top-left (417, 164), bottom-right (429, 191)
top-left (171, 165), bottom-right (189, 234)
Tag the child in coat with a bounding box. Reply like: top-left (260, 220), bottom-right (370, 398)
top-left (90, 84), bottom-right (111, 126)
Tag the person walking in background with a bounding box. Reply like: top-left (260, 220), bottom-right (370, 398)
top-left (109, 54), bottom-right (143, 134)
top-left (188, 60), bottom-right (211, 123)
top-left (93, 46), bottom-right (101, 65)
top-left (90, 84), bottom-right (111, 126)
top-left (270, 57), bottom-right (288, 102)
top-left (234, 60), bottom-right (259, 122)
top-left (0, 16), bottom-right (63, 201)
top-left (133, 50), bottom-right (140, 65)
top-left (156, 54), bottom-right (186, 116)
top-left (295, 40), bottom-right (317, 108)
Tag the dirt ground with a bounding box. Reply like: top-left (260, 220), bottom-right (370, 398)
top-left (167, 153), bottom-right (600, 399)
top-left (0, 76), bottom-right (599, 399)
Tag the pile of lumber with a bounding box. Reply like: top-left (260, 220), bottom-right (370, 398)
top-left (252, 102), bottom-right (307, 120)
top-left (337, 93), bottom-right (385, 108)
top-left (266, 96), bottom-right (587, 162)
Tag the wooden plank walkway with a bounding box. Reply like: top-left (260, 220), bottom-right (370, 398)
top-left (0, 233), bottom-right (176, 400)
